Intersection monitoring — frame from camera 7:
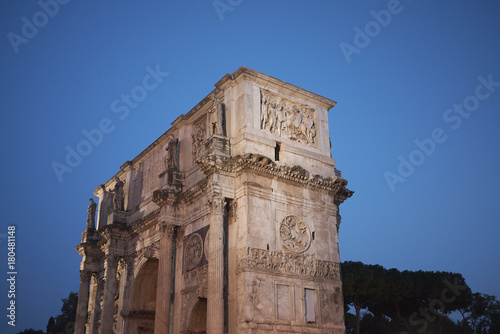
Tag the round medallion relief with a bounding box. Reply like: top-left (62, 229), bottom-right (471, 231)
top-left (279, 216), bottom-right (311, 253)
top-left (184, 233), bottom-right (203, 271)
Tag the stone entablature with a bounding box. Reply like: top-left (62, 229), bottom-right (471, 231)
top-left (75, 67), bottom-right (353, 334)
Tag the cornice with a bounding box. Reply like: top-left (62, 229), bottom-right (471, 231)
top-left (152, 188), bottom-right (180, 207)
top-left (129, 209), bottom-right (160, 237)
top-left (215, 66), bottom-right (337, 110)
top-left (197, 152), bottom-right (354, 196)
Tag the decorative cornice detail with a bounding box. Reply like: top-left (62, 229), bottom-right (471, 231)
top-left (152, 189), bottom-right (179, 207)
top-left (129, 210), bottom-right (160, 237)
top-left (197, 152), bottom-right (354, 196)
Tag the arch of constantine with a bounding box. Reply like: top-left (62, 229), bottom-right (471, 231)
top-left (75, 66), bottom-right (353, 334)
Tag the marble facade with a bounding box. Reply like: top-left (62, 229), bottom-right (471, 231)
top-left (75, 66), bottom-right (353, 334)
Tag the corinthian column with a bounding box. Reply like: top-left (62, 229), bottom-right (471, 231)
top-left (74, 270), bottom-right (91, 334)
top-left (99, 256), bottom-right (118, 334)
top-left (207, 194), bottom-right (226, 334)
top-left (154, 222), bottom-right (175, 333)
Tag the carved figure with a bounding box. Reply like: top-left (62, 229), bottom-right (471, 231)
top-left (86, 198), bottom-right (97, 229)
top-left (112, 176), bottom-right (124, 212)
top-left (210, 95), bottom-right (225, 136)
top-left (166, 137), bottom-right (179, 170)
top-left (249, 277), bottom-right (264, 318)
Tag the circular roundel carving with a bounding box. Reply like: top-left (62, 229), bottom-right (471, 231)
top-left (184, 233), bottom-right (203, 271)
top-left (279, 216), bottom-right (311, 253)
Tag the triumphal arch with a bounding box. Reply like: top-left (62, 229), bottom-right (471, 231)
top-left (75, 67), bottom-right (353, 334)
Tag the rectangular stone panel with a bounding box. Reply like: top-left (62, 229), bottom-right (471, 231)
top-left (276, 284), bottom-right (292, 320)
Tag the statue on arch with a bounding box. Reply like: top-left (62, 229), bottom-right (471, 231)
top-left (112, 176), bottom-right (125, 212)
top-left (210, 94), bottom-right (226, 136)
top-left (86, 198), bottom-right (97, 229)
top-left (166, 137), bottom-right (179, 170)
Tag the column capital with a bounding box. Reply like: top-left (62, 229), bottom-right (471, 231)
top-left (79, 270), bottom-right (92, 282)
top-left (158, 221), bottom-right (175, 238)
top-left (206, 195), bottom-right (226, 215)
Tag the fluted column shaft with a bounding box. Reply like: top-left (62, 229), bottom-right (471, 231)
top-left (207, 195), bottom-right (226, 334)
top-left (75, 270), bottom-right (91, 334)
top-left (99, 256), bottom-right (118, 334)
top-left (154, 222), bottom-right (175, 333)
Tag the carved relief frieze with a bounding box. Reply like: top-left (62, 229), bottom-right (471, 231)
top-left (279, 216), bottom-right (311, 253)
top-left (237, 247), bottom-right (340, 281)
top-left (183, 265), bottom-right (208, 289)
top-left (260, 89), bottom-right (317, 145)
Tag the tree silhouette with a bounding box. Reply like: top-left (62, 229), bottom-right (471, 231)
top-left (17, 329), bottom-right (44, 334)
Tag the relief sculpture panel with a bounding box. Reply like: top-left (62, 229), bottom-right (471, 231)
top-left (237, 247), bottom-right (340, 281)
top-left (260, 89), bottom-right (317, 145)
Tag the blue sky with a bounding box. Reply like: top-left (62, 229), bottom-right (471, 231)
top-left (1, 0), bottom-right (499, 332)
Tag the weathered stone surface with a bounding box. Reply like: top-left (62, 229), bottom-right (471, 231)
top-left (75, 67), bottom-right (352, 334)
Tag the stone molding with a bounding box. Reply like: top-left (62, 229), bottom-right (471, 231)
top-left (129, 210), bottom-right (160, 237)
top-left (237, 247), bottom-right (340, 281)
top-left (152, 189), bottom-right (179, 207)
top-left (197, 152), bottom-right (354, 196)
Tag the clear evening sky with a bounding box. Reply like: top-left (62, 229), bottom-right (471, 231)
top-left (1, 0), bottom-right (499, 332)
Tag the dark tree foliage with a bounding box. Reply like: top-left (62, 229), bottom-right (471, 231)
top-left (17, 329), bottom-right (44, 334)
top-left (47, 291), bottom-right (77, 334)
top-left (458, 293), bottom-right (500, 333)
top-left (341, 261), bottom-right (500, 334)
top-left (17, 292), bottom-right (77, 334)
top-left (46, 316), bottom-right (56, 334)
top-left (342, 261), bottom-right (386, 334)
